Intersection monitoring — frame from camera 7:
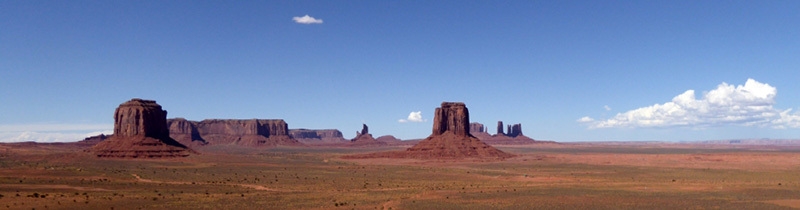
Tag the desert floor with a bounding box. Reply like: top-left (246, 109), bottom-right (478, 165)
top-left (1, 143), bottom-right (800, 209)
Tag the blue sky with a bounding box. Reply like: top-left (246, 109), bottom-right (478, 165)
top-left (2, 0), bottom-right (800, 142)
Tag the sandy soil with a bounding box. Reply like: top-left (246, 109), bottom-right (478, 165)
top-left (1, 143), bottom-right (800, 209)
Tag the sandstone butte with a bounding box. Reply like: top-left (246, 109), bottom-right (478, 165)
top-left (88, 98), bottom-right (194, 158)
top-left (470, 121), bottom-right (539, 145)
top-left (167, 118), bottom-right (302, 148)
top-left (344, 102), bottom-right (515, 160)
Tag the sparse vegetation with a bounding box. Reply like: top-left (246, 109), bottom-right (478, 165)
top-left (1, 144), bottom-right (800, 209)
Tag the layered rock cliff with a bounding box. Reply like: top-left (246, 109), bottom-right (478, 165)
top-left (167, 118), bottom-right (300, 147)
top-left (167, 118), bottom-right (206, 147)
top-left (506, 123), bottom-right (523, 137)
top-left (432, 102), bottom-right (470, 136)
top-left (289, 129), bottom-right (347, 144)
top-left (89, 98), bottom-right (193, 158)
top-left (470, 122), bottom-right (486, 133)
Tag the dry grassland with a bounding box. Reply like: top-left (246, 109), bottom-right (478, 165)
top-left (1, 144), bottom-right (799, 209)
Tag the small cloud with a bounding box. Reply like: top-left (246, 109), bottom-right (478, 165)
top-left (604, 105), bottom-right (611, 111)
top-left (293, 15), bottom-right (323, 24)
top-left (577, 116), bottom-right (595, 123)
top-left (399, 111), bottom-right (425, 123)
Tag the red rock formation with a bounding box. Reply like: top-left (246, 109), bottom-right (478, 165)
top-left (289, 129), bottom-right (348, 144)
top-left (481, 121), bottom-right (537, 145)
top-left (345, 102), bottom-right (513, 159)
top-left (432, 102), bottom-right (470, 136)
top-left (113, 99), bottom-right (169, 139)
top-left (193, 119), bottom-right (287, 137)
top-left (167, 118), bottom-right (207, 147)
top-left (77, 134), bottom-right (110, 145)
top-left (89, 99), bottom-right (193, 158)
top-left (375, 135), bottom-right (401, 143)
top-left (167, 118), bottom-right (300, 147)
top-left (507, 123), bottom-right (523, 137)
top-left (360, 124), bottom-right (368, 136)
top-left (351, 124), bottom-right (386, 146)
top-left (470, 122), bottom-right (486, 133)
top-left (469, 122), bottom-right (493, 142)
top-left (496, 121), bottom-right (505, 136)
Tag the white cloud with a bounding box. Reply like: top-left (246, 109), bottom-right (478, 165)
top-left (604, 105), bottom-right (611, 111)
top-left (398, 111), bottom-right (426, 123)
top-left (293, 15), bottom-right (323, 24)
top-left (0, 123), bottom-right (113, 143)
top-left (0, 130), bottom-right (113, 143)
top-left (580, 78), bottom-right (800, 129)
top-left (577, 116), bottom-right (595, 123)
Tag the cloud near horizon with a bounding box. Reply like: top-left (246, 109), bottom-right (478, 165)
top-left (0, 123), bottom-right (113, 143)
top-left (578, 78), bottom-right (800, 129)
top-left (293, 15), bottom-right (323, 24)
top-left (0, 130), bottom-right (113, 143)
top-left (398, 111), bottom-right (426, 123)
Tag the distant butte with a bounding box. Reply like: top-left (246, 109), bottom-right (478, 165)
top-left (88, 98), bottom-right (193, 158)
top-left (344, 102), bottom-right (514, 160)
top-left (473, 121), bottom-right (541, 145)
top-left (350, 124), bottom-right (386, 146)
top-left (289, 129), bottom-right (348, 145)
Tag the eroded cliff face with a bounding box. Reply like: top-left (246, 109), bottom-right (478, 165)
top-left (289, 129), bottom-right (343, 139)
top-left (506, 123), bottom-right (523, 137)
top-left (470, 122), bottom-right (486, 133)
top-left (166, 118), bottom-right (299, 147)
top-left (496, 121), bottom-right (504, 136)
top-left (113, 99), bottom-right (169, 139)
top-left (89, 99), bottom-right (193, 158)
top-left (289, 129), bottom-right (348, 144)
top-left (192, 119), bottom-right (288, 137)
top-left (432, 102), bottom-right (471, 136)
top-left (166, 118), bottom-right (206, 147)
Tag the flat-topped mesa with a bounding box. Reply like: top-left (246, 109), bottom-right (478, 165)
top-left (289, 129), bottom-right (348, 144)
top-left (167, 118), bottom-right (206, 146)
top-left (89, 98), bottom-right (192, 158)
top-left (470, 122), bottom-right (486, 133)
top-left (289, 129), bottom-right (343, 139)
top-left (114, 98), bottom-right (169, 139)
top-left (167, 118), bottom-right (299, 147)
top-left (193, 119), bottom-right (288, 137)
top-left (432, 102), bottom-right (470, 136)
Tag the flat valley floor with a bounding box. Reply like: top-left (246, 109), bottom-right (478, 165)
top-left (1, 143), bottom-right (800, 209)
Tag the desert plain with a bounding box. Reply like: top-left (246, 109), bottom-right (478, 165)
top-left (2, 143), bottom-right (800, 210)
